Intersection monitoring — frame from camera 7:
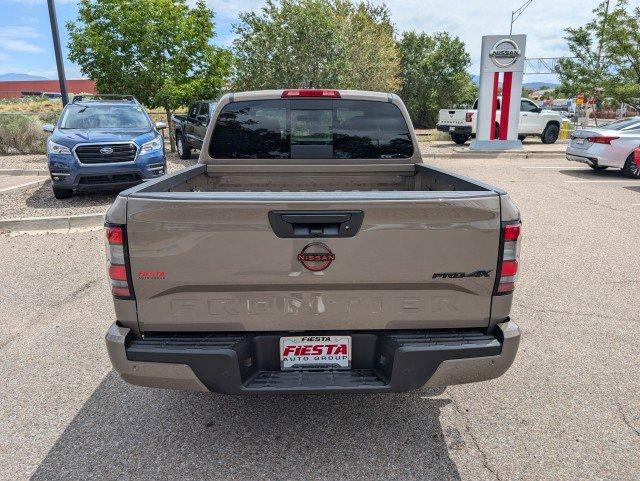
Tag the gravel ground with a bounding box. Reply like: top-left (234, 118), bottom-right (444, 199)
top-left (0, 155), bottom-right (638, 480)
top-left (0, 152), bottom-right (195, 219)
top-left (0, 153), bottom-right (46, 170)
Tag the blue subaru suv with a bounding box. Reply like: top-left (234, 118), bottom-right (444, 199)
top-left (43, 95), bottom-right (167, 199)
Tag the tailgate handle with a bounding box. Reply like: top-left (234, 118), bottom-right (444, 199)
top-left (268, 211), bottom-right (364, 238)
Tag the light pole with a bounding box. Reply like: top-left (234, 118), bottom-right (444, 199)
top-left (46, 0), bottom-right (69, 105)
top-left (510, 0), bottom-right (534, 35)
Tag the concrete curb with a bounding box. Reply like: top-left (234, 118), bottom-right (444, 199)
top-left (0, 212), bottom-right (105, 233)
top-left (426, 151), bottom-right (566, 160)
top-left (0, 168), bottom-right (49, 176)
top-left (0, 178), bottom-right (49, 194)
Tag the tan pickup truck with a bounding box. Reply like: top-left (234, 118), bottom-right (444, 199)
top-left (104, 89), bottom-right (522, 394)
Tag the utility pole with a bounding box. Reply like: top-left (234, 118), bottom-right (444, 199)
top-left (510, 0), bottom-right (534, 35)
top-left (46, 0), bottom-right (69, 105)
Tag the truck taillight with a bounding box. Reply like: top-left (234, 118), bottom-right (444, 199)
top-left (105, 224), bottom-right (134, 299)
top-left (281, 89), bottom-right (341, 98)
top-left (495, 222), bottom-right (521, 295)
top-left (465, 112), bottom-right (474, 122)
top-left (634, 147), bottom-right (640, 168)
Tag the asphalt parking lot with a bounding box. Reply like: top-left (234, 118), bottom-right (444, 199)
top-left (1, 155), bottom-right (639, 480)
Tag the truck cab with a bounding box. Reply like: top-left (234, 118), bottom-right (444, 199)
top-left (172, 101), bottom-right (217, 159)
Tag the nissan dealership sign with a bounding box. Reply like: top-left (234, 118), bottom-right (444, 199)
top-left (489, 38), bottom-right (522, 68)
top-left (470, 34), bottom-right (527, 151)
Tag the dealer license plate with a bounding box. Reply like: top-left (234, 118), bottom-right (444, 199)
top-left (449, 126), bottom-right (456, 132)
top-left (280, 336), bottom-right (351, 371)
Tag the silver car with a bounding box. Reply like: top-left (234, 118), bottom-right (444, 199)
top-left (566, 117), bottom-right (640, 177)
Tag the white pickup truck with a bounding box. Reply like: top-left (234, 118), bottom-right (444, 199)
top-left (437, 97), bottom-right (563, 145)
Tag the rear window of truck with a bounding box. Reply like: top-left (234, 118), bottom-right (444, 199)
top-left (209, 99), bottom-right (413, 159)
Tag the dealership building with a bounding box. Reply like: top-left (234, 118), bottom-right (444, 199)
top-left (0, 79), bottom-right (96, 99)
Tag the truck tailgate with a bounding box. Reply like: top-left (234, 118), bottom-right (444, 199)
top-left (438, 109), bottom-right (470, 125)
top-left (125, 192), bottom-right (501, 332)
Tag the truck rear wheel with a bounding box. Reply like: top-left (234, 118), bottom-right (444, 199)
top-left (176, 132), bottom-right (192, 160)
top-left (451, 133), bottom-right (470, 145)
top-left (541, 123), bottom-right (559, 144)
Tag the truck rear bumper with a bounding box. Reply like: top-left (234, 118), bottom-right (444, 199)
top-left (437, 124), bottom-right (472, 134)
top-left (105, 320), bottom-right (520, 394)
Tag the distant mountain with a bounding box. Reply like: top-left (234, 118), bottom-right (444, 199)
top-left (0, 73), bottom-right (49, 81)
top-left (522, 81), bottom-right (559, 90)
top-left (470, 75), bottom-right (558, 91)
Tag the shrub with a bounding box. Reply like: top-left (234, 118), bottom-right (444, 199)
top-left (0, 114), bottom-right (49, 154)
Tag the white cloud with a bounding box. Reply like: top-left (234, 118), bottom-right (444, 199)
top-left (0, 25), bottom-right (40, 39)
top-left (0, 26), bottom-right (45, 54)
top-left (2, 39), bottom-right (45, 53)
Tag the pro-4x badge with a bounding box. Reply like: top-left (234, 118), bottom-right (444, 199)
top-left (432, 270), bottom-right (492, 279)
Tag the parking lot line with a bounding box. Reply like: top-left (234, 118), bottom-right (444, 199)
top-left (564, 179), bottom-right (634, 183)
top-left (0, 177), bottom-right (48, 193)
top-left (521, 166), bottom-right (582, 169)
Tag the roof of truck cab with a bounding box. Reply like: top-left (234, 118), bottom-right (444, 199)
top-left (228, 90), bottom-right (395, 102)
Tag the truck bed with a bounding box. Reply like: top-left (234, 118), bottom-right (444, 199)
top-left (127, 162), bottom-right (498, 195)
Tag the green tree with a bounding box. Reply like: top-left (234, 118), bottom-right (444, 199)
top-left (556, 0), bottom-right (640, 110)
top-left (67, 0), bottom-right (232, 151)
top-left (398, 32), bottom-right (476, 128)
top-left (232, 0), bottom-right (400, 92)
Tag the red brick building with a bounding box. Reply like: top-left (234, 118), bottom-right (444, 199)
top-left (0, 79), bottom-right (96, 99)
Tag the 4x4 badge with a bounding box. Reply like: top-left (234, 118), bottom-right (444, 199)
top-left (432, 270), bottom-right (492, 279)
top-left (298, 243), bottom-right (335, 271)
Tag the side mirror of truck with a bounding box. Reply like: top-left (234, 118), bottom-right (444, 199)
top-left (155, 121), bottom-right (167, 130)
top-left (42, 124), bottom-right (55, 133)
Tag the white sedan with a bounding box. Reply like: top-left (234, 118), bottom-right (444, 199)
top-left (566, 117), bottom-right (640, 177)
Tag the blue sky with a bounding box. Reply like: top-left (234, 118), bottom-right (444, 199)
top-left (0, 0), bottom-right (597, 82)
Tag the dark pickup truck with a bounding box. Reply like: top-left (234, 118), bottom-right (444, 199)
top-left (171, 100), bottom-right (217, 159)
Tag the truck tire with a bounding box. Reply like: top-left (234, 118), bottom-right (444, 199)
top-left (53, 187), bottom-right (73, 199)
top-left (176, 132), bottom-right (191, 160)
top-left (621, 153), bottom-right (640, 178)
top-left (518, 135), bottom-right (527, 141)
top-left (541, 123), bottom-right (559, 144)
top-left (451, 133), bottom-right (470, 145)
